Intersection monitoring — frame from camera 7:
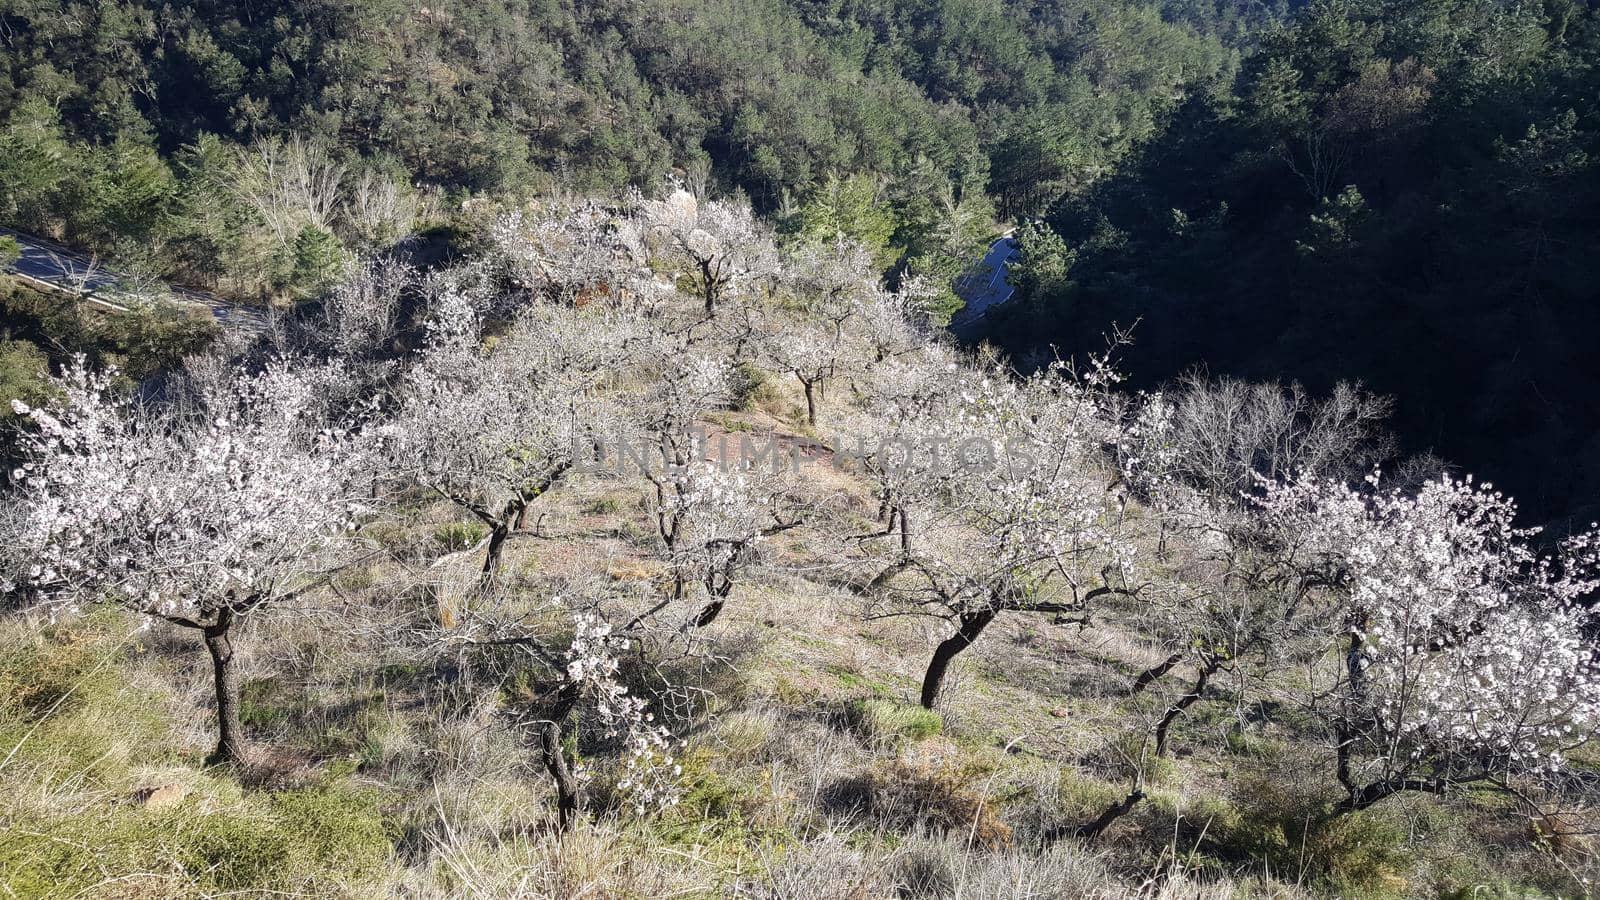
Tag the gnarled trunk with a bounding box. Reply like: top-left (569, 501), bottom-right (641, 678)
top-left (1334, 777), bottom-right (1449, 815)
top-left (1075, 788), bottom-right (1146, 842)
top-left (480, 498), bottom-right (528, 588)
top-left (1130, 650), bottom-right (1186, 695)
top-left (691, 574), bottom-right (734, 628)
top-left (698, 258), bottom-right (719, 316)
top-left (920, 608), bottom-right (997, 709)
top-left (482, 520), bottom-right (512, 580)
top-left (202, 609), bottom-right (245, 765)
top-left (692, 598), bottom-right (727, 628)
top-left (539, 689), bottom-right (585, 833)
top-left (1153, 653), bottom-right (1222, 758)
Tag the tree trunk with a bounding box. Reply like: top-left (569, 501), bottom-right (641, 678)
top-left (1130, 650), bottom-right (1186, 695)
top-left (539, 691), bottom-right (585, 833)
top-left (692, 598), bottom-right (727, 628)
top-left (202, 609), bottom-right (245, 765)
top-left (481, 520), bottom-right (511, 584)
top-left (1334, 777), bottom-right (1446, 814)
top-left (1335, 626), bottom-right (1367, 800)
top-left (1346, 627), bottom-right (1368, 703)
top-left (920, 608), bottom-right (997, 709)
top-left (1153, 654), bottom-right (1220, 758)
top-left (1075, 788), bottom-right (1146, 842)
top-left (803, 379), bottom-right (817, 426)
top-left (478, 499), bottom-right (523, 587)
top-left (899, 507), bottom-right (911, 558)
top-left (690, 571), bottom-right (734, 629)
top-left (699, 259), bottom-right (718, 316)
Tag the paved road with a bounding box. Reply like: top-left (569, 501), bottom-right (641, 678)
top-left (951, 234), bottom-right (1019, 336)
top-left (2, 227), bottom-right (269, 335)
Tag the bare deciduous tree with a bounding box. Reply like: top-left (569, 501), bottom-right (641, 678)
top-left (232, 135), bottom-right (345, 247)
top-left (1117, 373), bottom-right (1392, 506)
top-left (343, 170), bottom-right (422, 249)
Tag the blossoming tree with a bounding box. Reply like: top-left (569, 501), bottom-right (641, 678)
top-left (862, 358), bottom-right (1138, 708)
top-left (633, 186), bottom-right (779, 317)
top-left (488, 201), bottom-right (648, 307)
top-left (641, 460), bottom-right (800, 630)
top-left (385, 295), bottom-right (636, 583)
top-left (438, 580), bottom-right (684, 831)
top-left (1260, 472), bottom-right (1600, 813)
top-left (6, 359), bottom-right (361, 764)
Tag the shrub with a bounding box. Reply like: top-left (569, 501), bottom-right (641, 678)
top-left (621, 748), bottom-right (790, 873)
top-left (1312, 810), bottom-right (1407, 897)
top-left (1083, 731), bottom-right (1177, 788)
top-left (182, 807), bottom-right (302, 890)
top-left (286, 225), bottom-right (347, 299)
top-left (0, 806), bottom-right (184, 897)
top-left (1224, 726), bottom-right (1276, 757)
top-left (0, 619), bottom-right (120, 717)
top-left (0, 338), bottom-right (54, 429)
top-left (893, 835), bottom-right (960, 899)
top-left (1219, 773), bottom-right (1406, 896)
top-left (1053, 769), bottom-right (1126, 823)
top-left (731, 360), bottom-right (781, 412)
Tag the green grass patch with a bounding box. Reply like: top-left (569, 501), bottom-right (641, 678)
top-left (845, 698), bottom-right (943, 745)
top-left (827, 665), bottom-right (893, 698)
top-left (0, 614), bottom-right (167, 785)
top-left (1, 782), bottom-right (392, 896)
top-left (434, 520), bottom-right (489, 551)
top-left (0, 617), bottom-right (394, 896)
top-left (584, 495), bottom-right (624, 515)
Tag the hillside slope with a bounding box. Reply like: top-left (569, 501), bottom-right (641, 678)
top-left (3, 191), bottom-right (1598, 898)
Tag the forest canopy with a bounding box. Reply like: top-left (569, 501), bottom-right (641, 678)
top-left (0, 0), bottom-right (1241, 298)
top-left (977, 0), bottom-right (1600, 530)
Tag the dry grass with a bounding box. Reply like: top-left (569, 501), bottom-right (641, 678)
top-left (2, 481), bottom-right (1589, 899)
top-left (5, 291), bottom-right (1598, 897)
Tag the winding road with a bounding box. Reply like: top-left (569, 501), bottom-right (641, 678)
top-left (951, 234), bottom-right (1019, 337)
top-left (6, 225), bottom-right (1016, 343)
top-left (2, 227), bottom-right (269, 336)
